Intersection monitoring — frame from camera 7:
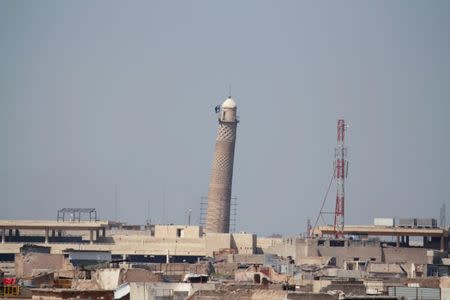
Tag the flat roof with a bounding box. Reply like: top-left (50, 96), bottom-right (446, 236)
top-left (31, 288), bottom-right (114, 293)
top-left (63, 249), bottom-right (111, 253)
top-left (0, 220), bottom-right (108, 230)
top-left (314, 225), bottom-right (447, 237)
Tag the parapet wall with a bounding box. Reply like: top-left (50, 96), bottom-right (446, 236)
top-left (383, 247), bottom-right (431, 264)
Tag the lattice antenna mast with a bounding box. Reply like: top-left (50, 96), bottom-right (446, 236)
top-left (334, 119), bottom-right (348, 237)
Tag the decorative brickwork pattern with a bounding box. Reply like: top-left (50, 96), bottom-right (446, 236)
top-left (206, 100), bottom-right (238, 233)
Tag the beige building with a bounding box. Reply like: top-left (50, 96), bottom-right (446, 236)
top-left (0, 221), bottom-right (260, 258)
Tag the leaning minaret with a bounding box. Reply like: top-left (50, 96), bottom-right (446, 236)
top-left (205, 97), bottom-right (239, 233)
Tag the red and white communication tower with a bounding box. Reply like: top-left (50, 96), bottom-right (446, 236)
top-left (334, 119), bottom-right (348, 237)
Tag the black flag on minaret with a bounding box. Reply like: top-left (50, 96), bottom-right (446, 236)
top-left (214, 105), bottom-right (220, 113)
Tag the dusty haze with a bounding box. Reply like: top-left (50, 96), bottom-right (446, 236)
top-left (1, 1), bottom-right (449, 235)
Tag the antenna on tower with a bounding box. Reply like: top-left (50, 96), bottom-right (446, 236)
top-left (312, 119), bottom-right (349, 238)
top-left (334, 119), bottom-right (348, 237)
top-left (228, 84), bottom-right (232, 98)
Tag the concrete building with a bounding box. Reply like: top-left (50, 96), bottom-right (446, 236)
top-left (31, 288), bottom-right (114, 300)
top-left (206, 97), bottom-right (239, 233)
top-left (313, 225), bottom-right (448, 251)
top-left (128, 282), bottom-right (217, 299)
top-left (0, 220), bottom-right (107, 245)
top-left (266, 236), bottom-right (449, 279)
top-left (0, 221), bottom-right (258, 261)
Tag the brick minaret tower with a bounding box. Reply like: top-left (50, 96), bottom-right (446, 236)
top-left (205, 97), bottom-right (239, 233)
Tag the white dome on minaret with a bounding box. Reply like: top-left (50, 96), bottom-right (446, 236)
top-left (221, 97), bottom-right (237, 109)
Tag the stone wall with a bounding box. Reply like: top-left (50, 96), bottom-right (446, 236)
top-left (188, 290), bottom-right (339, 300)
top-left (231, 233), bottom-right (256, 254)
top-left (205, 233), bottom-right (232, 256)
top-left (256, 237), bottom-right (283, 253)
top-left (318, 244), bottom-right (382, 268)
top-left (382, 248), bottom-right (430, 264)
top-left (266, 237), bottom-right (297, 261)
top-left (15, 253), bottom-right (71, 278)
top-left (130, 282), bottom-right (217, 299)
top-left (154, 225), bottom-right (201, 239)
top-left (227, 254), bottom-right (265, 264)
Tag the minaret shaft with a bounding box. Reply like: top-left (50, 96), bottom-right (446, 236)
top-left (205, 98), bottom-right (238, 233)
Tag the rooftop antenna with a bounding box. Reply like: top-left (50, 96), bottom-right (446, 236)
top-left (147, 198), bottom-right (151, 225)
top-left (228, 84), bottom-right (232, 98)
top-left (187, 208), bottom-right (192, 226)
top-left (440, 202), bottom-right (446, 229)
top-left (114, 184), bottom-right (118, 222)
top-left (162, 184), bottom-right (166, 224)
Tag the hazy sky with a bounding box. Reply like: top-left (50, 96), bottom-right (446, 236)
top-left (1, 1), bottom-right (449, 235)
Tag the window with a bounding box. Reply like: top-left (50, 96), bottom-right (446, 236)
top-left (330, 240), bottom-right (345, 247)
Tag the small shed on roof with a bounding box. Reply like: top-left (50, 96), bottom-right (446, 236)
top-left (63, 249), bottom-right (111, 267)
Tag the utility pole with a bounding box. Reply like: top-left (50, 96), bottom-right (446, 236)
top-left (440, 203), bottom-right (446, 228)
top-left (114, 184), bottom-right (118, 222)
